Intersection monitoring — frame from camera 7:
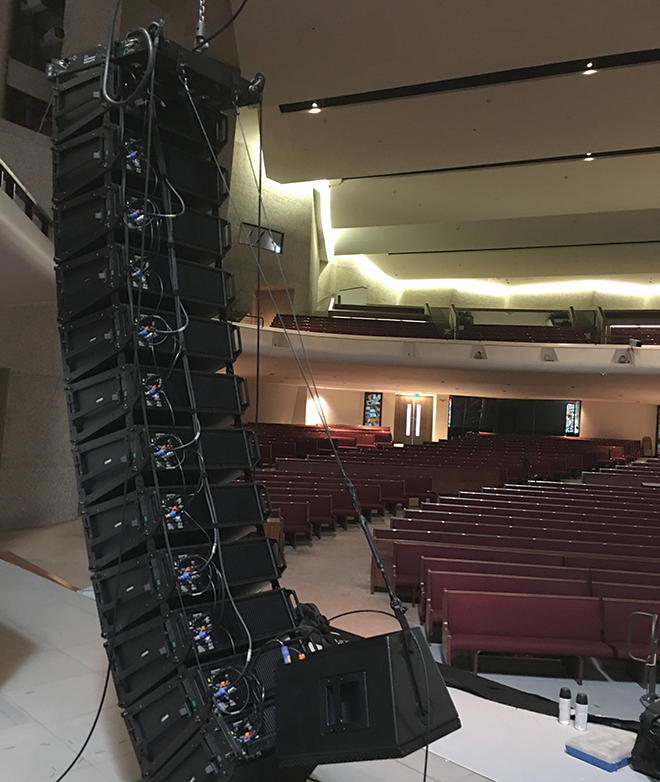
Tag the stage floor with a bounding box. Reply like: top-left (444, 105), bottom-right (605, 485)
top-left (0, 520), bottom-right (652, 782)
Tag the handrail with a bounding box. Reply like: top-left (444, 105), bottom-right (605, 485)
top-left (626, 610), bottom-right (658, 706)
top-left (0, 158), bottom-right (52, 238)
top-left (241, 314), bottom-right (265, 327)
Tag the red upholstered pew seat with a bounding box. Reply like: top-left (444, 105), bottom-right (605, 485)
top-left (442, 590), bottom-right (614, 683)
top-left (425, 571), bottom-right (590, 638)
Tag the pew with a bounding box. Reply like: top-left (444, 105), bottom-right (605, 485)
top-left (425, 571), bottom-right (590, 639)
top-left (442, 591), bottom-right (613, 683)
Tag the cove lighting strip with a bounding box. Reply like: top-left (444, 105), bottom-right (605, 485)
top-left (336, 255), bottom-right (660, 298)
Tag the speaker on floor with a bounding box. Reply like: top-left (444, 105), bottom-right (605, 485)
top-left (275, 626), bottom-right (461, 766)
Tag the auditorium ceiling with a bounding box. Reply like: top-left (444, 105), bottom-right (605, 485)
top-left (231, 0), bottom-right (660, 283)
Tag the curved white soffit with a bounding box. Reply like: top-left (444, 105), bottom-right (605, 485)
top-left (0, 189), bottom-right (54, 304)
top-left (331, 254), bottom-right (660, 299)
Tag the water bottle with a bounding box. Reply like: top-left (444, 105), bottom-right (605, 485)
top-left (558, 686), bottom-right (571, 725)
top-left (574, 692), bottom-right (588, 731)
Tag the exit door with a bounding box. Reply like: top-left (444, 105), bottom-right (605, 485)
top-left (394, 395), bottom-right (434, 444)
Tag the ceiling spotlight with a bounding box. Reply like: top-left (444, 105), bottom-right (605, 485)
top-left (308, 102), bottom-right (321, 114)
top-left (582, 62), bottom-right (597, 75)
top-left (584, 152), bottom-right (594, 161)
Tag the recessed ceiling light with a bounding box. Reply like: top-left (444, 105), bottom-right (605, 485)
top-left (308, 102), bottom-right (321, 114)
top-left (584, 152), bottom-right (594, 161)
top-left (582, 62), bottom-right (597, 75)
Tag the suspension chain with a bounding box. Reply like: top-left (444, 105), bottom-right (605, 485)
top-left (195, 0), bottom-right (208, 50)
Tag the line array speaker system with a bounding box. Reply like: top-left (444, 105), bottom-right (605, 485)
top-left (49, 27), bottom-right (317, 781)
top-left (50, 24), bottom-right (459, 782)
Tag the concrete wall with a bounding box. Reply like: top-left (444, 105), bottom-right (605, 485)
top-left (243, 382), bottom-right (399, 435)
top-left (0, 302), bottom-right (78, 530)
top-left (223, 112), bottom-right (316, 318)
top-left (244, 381), bottom-right (306, 425)
top-left (580, 400), bottom-right (657, 448)
top-left (304, 388), bottom-right (364, 426)
top-left (0, 119), bottom-right (52, 216)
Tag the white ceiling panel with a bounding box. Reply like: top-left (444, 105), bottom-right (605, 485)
top-left (363, 243), bottom-right (660, 281)
top-left (261, 65), bottom-right (660, 183)
top-left (232, 0), bottom-right (660, 104)
top-left (330, 155), bottom-right (660, 227)
top-left (231, 0), bottom-right (660, 287)
top-left (335, 210), bottom-right (660, 254)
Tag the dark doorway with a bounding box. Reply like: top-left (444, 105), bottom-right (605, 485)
top-left (394, 395), bottom-right (434, 444)
top-left (449, 397), bottom-right (580, 438)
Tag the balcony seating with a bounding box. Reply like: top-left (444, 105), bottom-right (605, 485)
top-left (270, 314), bottom-right (441, 340)
top-left (458, 324), bottom-right (591, 344)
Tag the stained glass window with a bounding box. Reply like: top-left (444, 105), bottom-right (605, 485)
top-left (565, 401), bottom-right (581, 435)
top-left (363, 393), bottom-right (383, 426)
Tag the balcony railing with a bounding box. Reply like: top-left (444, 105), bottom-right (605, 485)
top-left (0, 158), bottom-right (51, 238)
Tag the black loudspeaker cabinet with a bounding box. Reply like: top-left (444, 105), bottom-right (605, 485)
top-left (147, 716), bottom-right (313, 782)
top-left (67, 366), bottom-right (249, 443)
top-left (148, 723), bottom-right (237, 782)
top-left (122, 668), bottom-right (212, 775)
top-left (122, 647), bottom-right (292, 776)
top-left (82, 481), bottom-right (271, 570)
top-left (71, 425), bottom-right (259, 504)
top-left (60, 304), bottom-right (241, 381)
top-left (52, 184), bottom-right (231, 264)
top-left (92, 536), bottom-right (285, 634)
top-left (49, 50), bottom-right (228, 151)
top-left (109, 588), bottom-right (299, 705)
top-left (197, 646), bottom-right (284, 704)
top-left (275, 626), bottom-right (461, 766)
top-left (52, 118), bottom-right (228, 207)
top-left (51, 62), bottom-right (116, 142)
top-left (56, 245), bottom-right (235, 322)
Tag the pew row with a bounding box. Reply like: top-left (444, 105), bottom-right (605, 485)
top-left (442, 591), bottom-right (660, 683)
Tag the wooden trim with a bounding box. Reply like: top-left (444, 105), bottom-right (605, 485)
top-left (0, 550), bottom-right (79, 591)
top-left (442, 621), bottom-right (451, 665)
